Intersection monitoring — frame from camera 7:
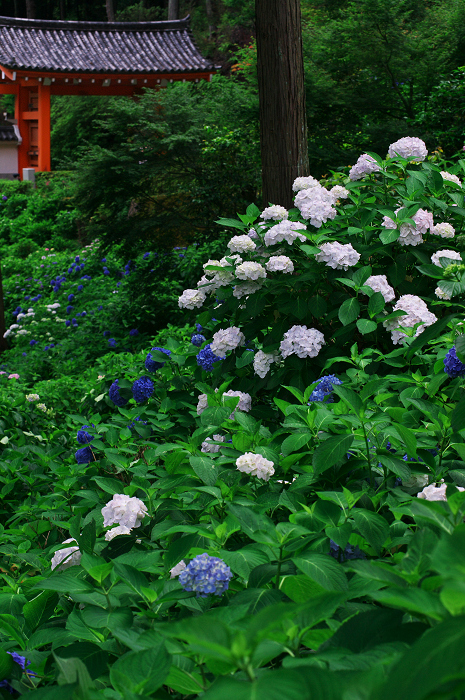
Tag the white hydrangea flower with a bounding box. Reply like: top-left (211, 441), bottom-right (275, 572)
top-left (260, 205), bottom-right (288, 221)
top-left (388, 137), bottom-right (427, 162)
top-left (228, 235), bottom-right (257, 253)
top-left (26, 393), bottom-right (40, 402)
top-left (431, 249), bottom-right (462, 267)
top-left (383, 294), bottom-right (437, 345)
top-left (266, 256), bottom-right (294, 273)
top-left (233, 281), bottom-right (264, 298)
top-left (292, 175), bottom-right (320, 192)
top-left (170, 560), bottom-right (187, 578)
top-left (294, 186), bottom-right (337, 227)
top-left (203, 259), bottom-right (235, 288)
top-left (101, 494), bottom-right (148, 530)
top-left (196, 391), bottom-right (216, 415)
top-left (435, 286), bottom-right (451, 300)
top-left (235, 261), bottom-right (267, 281)
top-left (315, 241), bottom-right (360, 270)
top-left (211, 327), bottom-right (245, 356)
top-left (441, 171), bottom-right (462, 186)
top-left (382, 207), bottom-right (433, 246)
top-left (104, 525), bottom-right (132, 541)
top-left (349, 154), bottom-right (381, 181)
top-left (236, 453), bottom-right (275, 481)
top-left (51, 539), bottom-right (81, 571)
top-left (248, 228), bottom-right (259, 240)
top-left (264, 220), bottom-right (307, 246)
top-left (178, 288), bottom-right (206, 310)
top-left (223, 390), bottom-right (252, 416)
top-left (280, 325), bottom-right (325, 359)
top-left (432, 222), bottom-right (455, 239)
top-left (201, 435), bottom-right (225, 453)
top-left (329, 185), bottom-right (350, 201)
top-left (362, 275), bottom-right (395, 302)
top-left (418, 482), bottom-right (464, 501)
top-left (253, 350), bottom-right (280, 378)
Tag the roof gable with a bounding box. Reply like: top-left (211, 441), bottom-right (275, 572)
top-left (0, 15), bottom-right (215, 74)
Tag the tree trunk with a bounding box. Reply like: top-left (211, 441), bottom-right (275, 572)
top-left (59, 0), bottom-right (65, 21)
top-left (168, 0), bottom-right (179, 20)
top-left (255, 0), bottom-right (309, 209)
top-left (25, 0), bottom-right (36, 19)
top-left (106, 0), bottom-right (115, 22)
top-left (0, 265), bottom-right (9, 354)
top-left (205, 0), bottom-right (215, 38)
top-left (14, 0), bottom-right (20, 16)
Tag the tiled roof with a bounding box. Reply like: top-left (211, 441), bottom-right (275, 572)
top-left (0, 15), bottom-right (216, 74)
top-left (0, 121), bottom-right (18, 141)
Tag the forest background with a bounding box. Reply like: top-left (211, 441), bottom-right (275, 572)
top-left (0, 0), bottom-right (464, 259)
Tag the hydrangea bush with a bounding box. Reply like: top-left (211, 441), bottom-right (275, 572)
top-left (1, 139), bottom-right (465, 698)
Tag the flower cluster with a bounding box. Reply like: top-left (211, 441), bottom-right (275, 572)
top-left (196, 344), bottom-right (225, 371)
top-left (388, 137), bottom-right (428, 162)
top-left (191, 333), bottom-right (206, 346)
top-left (145, 347), bottom-right (171, 372)
top-left (383, 294), bottom-right (437, 345)
top-left (75, 446), bottom-right (95, 464)
top-left (178, 288), bottom-right (206, 310)
top-left (228, 235), bottom-right (256, 253)
top-left (264, 220), bottom-right (307, 246)
top-left (431, 249), bottom-right (462, 267)
top-left (132, 376), bottom-right (154, 403)
top-left (315, 241), bottom-right (360, 270)
top-left (253, 350), bottom-right (280, 378)
top-left (441, 171), bottom-right (462, 186)
top-left (444, 346), bottom-right (465, 378)
top-left (170, 560), bottom-right (187, 578)
top-left (51, 538), bottom-right (81, 571)
top-left (266, 255), bottom-right (294, 273)
top-left (77, 424), bottom-right (95, 444)
top-left (235, 261), bottom-right (267, 281)
top-left (236, 453), bottom-right (275, 481)
top-left (223, 390), bottom-right (252, 416)
top-left (349, 153), bottom-right (381, 181)
top-left (418, 482), bottom-right (465, 501)
top-left (260, 205), bottom-right (288, 221)
top-left (362, 275), bottom-right (395, 302)
top-left (280, 325), bottom-right (325, 359)
top-left (210, 327), bottom-right (245, 356)
top-left (102, 494), bottom-right (148, 539)
top-left (432, 222), bottom-right (455, 239)
top-left (382, 208), bottom-right (434, 246)
top-left (109, 379), bottom-right (128, 407)
top-left (201, 434), bottom-right (225, 453)
top-left (178, 553), bottom-right (232, 597)
top-left (309, 375), bottom-right (343, 402)
top-left (294, 185), bottom-right (337, 228)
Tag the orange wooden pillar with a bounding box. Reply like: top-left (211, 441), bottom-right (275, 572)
top-left (38, 83), bottom-right (51, 172)
top-left (15, 84), bottom-right (30, 176)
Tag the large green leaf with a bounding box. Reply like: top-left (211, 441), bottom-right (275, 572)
top-left (378, 616), bottom-right (465, 700)
top-left (280, 431), bottom-right (312, 456)
top-left (201, 670), bottom-right (309, 700)
top-left (371, 587), bottom-right (447, 621)
top-left (189, 455), bottom-right (219, 486)
top-left (110, 643), bottom-right (171, 695)
top-left (293, 553), bottom-right (348, 591)
top-left (338, 298), bottom-right (360, 326)
top-left (351, 508), bottom-right (389, 553)
top-left (313, 434), bottom-right (354, 473)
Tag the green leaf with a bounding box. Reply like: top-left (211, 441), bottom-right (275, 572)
top-left (293, 553), bottom-right (348, 591)
top-left (200, 407), bottom-right (231, 427)
top-left (405, 314), bottom-right (455, 361)
top-left (55, 655), bottom-right (94, 692)
top-left (313, 434), bottom-right (354, 473)
top-left (367, 291), bottom-right (385, 317)
top-left (80, 606), bottom-right (133, 632)
top-left (380, 229), bottom-right (399, 244)
top-left (456, 334), bottom-right (465, 364)
top-left (236, 350), bottom-right (255, 368)
top-left (332, 385), bottom-right (363, 416)
top-left (189, 455), bottom-right (219, 487)
top-left (110, 644), bottom-right (171, 694)
top-left (93, 476), bottom-right (126, 495)
top-left (338, 298), bottom-right (360, 326)
top-left (280, 576), bottom-right (326, 603)
top-left (78, 519), bottom-right (96, 556)
top-left (390, 424), bottom-right (418, 458)
top-left (201, 669), bottom-right (309, 700)
top-left (371, 587), bottom-right (447, 621)
top-left (281, 432), bottom-right (312, 457)
top-left (378, 616), bottom-right (465, 700)
top-left (23, 590), bottom-right (58, 631)
top-left (215, 217), bottom-right (247, 230)
top-left (351, 509), bottom-right (389, 554)
top-left (352, 266), bottom-right (372, 287)
top-left (0, 648), bottom-right (14, 682)
top-left (356, 318), bottom-right (377, 335)
top-left (56, 642), bottom-right (108, 681)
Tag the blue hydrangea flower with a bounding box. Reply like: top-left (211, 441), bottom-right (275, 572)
top-left (68, 294), bottom-right (74, 302)
top-left (66, 305), bottom-right (73, 314)
top-left (195, 323), bottom-right (203, 333)
top-left (103, 331), bottom-right (110, 337)
top-left (2, 195), bottom-right (7, 201)
top-left (143, 252), bottom-right (150, 259)
top-left (191, 334), bottom-right (206, 347)
top-left (109, 379), bottom-right (128, 407)
top-left (75, 446), bottom-right (95, 464)
top-left (108, 338), bottom-right (116, 347)
top-left (65, 320), bottom-right (71, 327)
top-left (77, 285), bottom-right (83, 292)
top-left (129, 329), bottom-right (139, 336)
top-left (77, 424), bottom-right (95, 444)
top-left (178, 553), bottom-right (232, 597)
top-left (145, 347), bottom-right (171, 372)
top-left (29, 339), bottom-right (37, 346)
top-left (81, 311), bottom-right (86, 317)
top-left (196, 344), bottom-right (224, 371)
top-left (132, 376), bottom-right (154, 403)
top-left (444, 346), bottom-right (465, 378)
top-left (329, 540), bottom-right (366, 562)
top-left (101, 258), bottom-right (106, 262)
top-left (128, 417), bottom-right (150, 431)
top-left (308, 375), bottom-right (343, 403)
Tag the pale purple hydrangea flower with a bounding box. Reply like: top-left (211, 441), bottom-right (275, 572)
top-left (253, 350), bottom-right (280, 378)
top-left (170, 560), bottom-right (187, 578)
top-left (235, 261), bottom-right (267, 281)
top-left (233, 281), bottom-right (264, 298)
top-left (201, 435), bottom-right (225, 453)
top-left (264, 220), bottom-right (307, 246)
top-left (228, 235), bottom-right (257, 253)
top-left (431, 249), bottom-right (462, 267)
top-left (210, 327), bottom-right (245, 356)
top-left (223, 390), bottom-right (252, 417)
top-left (51, 539), bottom-right (81, 571)
top-left (388, 137), bottom-right (427, 162)
top-left (349, 153), bottom-right (381, 181)
top-left (101, 494), bottom-right (148, 530)
top-left (382, 207), bottom-right (433, 246)
top-left (266, 255), bottom-right (294, 273)
top-left (294, 186), bottom-right (337, 227)
top-left (362, 275), bottom-right (395, 302)
top-left (441, 171), bottom-right (462, 186)
top-left (178, 288), bottom-right (206, 310)
top-left (260, 205), bottom-right (288, 221)
top-left (236, 453), bottom-right (275, 481)
top-left (418, 482), bottom-right (464, 501)
top-left (383, 294), bottom-right (437, 345)
top-left (435, 286), bottom-right (451, 300)
top-left (432, 222), bottom-right (455, 239)
top-left (315, 242), bottom-right (360, 270)
top-left (104, 525), bottom-right (132, 541)
top-left (292, 175), bottom-right (320, 192)
top-left (280, 325), bottom-right (325, 359)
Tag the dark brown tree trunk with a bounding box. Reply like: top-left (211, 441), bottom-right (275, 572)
top-left (106, 0), bottom-right (115, 22)
top-left (168, 0), bottom-right (179, 20)
top-left (25, 0), bottom-right (36, 19)
top-left (255, 0), bottom-right (309, 209)
top-left (59, 0), bottom-right (65, 20)
top-left (0, 265), bottom-right (9, 354)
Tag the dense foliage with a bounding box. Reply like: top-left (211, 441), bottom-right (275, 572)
top-left (0, 140), bottom-right (465, 698)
